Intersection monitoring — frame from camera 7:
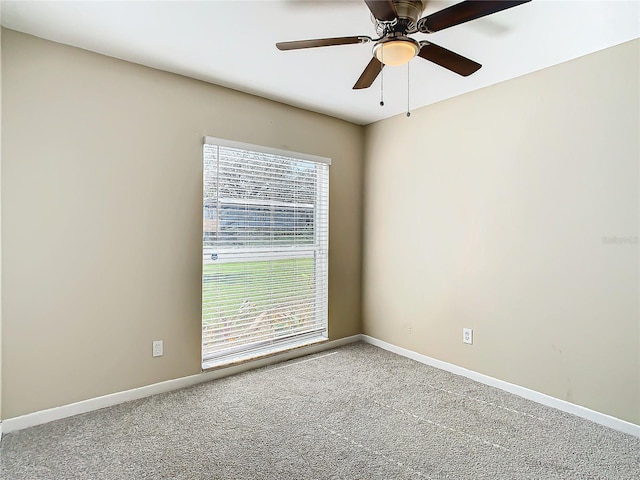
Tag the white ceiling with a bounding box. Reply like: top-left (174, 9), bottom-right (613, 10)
top-left (1, 0), bottom-right (639, 125)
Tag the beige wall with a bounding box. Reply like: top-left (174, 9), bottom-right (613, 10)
top-left (2, 27), bottom-right (638, 426)
top-left (363, 39), bottom-right (640, 424)
top-left (1, 29), bottom-right (364, 419)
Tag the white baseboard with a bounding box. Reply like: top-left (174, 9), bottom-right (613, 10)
top-left (4, 334), bottom-right (638, 439)
top-left (361, 335), bottom-right (640, 438)
top-left (1, 334), bottom-right (362, 435)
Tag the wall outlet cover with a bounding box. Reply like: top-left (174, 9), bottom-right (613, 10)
top-left (463, 328), bottom-right (473, 345)
top-left (152, 340), bottom-right (163, 357)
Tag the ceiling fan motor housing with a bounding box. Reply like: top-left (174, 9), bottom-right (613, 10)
top-left (373, 0), bottom-right (427, 36)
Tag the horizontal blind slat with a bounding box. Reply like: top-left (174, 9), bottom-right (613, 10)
top-left (203, 317), bottom-right (324, 345)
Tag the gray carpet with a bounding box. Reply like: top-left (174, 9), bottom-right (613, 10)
top-left (1, 342), bottom-right (638, 479)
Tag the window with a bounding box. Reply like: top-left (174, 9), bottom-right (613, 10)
top-left (202, 137), bottom-right (330, 369)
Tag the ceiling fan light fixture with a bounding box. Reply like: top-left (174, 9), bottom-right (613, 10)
top-left (373, 37), bottom-right (419, 66)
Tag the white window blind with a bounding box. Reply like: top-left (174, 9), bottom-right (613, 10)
top-left (202, 137), bottom-right (329, 369)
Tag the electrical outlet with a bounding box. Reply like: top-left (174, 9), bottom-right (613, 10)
top-left (463, 328), bottom-right (473, 345)
top-left (152, 340), bottom-right (163, 357)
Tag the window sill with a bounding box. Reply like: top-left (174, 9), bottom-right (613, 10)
top-left (202, 335), bottom-right (328, 371)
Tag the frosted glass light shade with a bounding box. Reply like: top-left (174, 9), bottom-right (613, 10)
top-left (374, 38), bottom-right (420, 66)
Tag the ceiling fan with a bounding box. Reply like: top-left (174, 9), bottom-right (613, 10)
top-left (277, 0), bottom-right (531, 89)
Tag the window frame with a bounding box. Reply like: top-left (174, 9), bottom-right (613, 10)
top-left (201, 136), bottom-right (330, 370)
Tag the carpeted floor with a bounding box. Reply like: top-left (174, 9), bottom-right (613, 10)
top-left (1, 342), bottom-right (638, 479)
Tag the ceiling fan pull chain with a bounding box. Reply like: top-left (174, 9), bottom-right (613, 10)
top-left (380, 48), bottom-right (384, 107)
top-left (406, 61), bottom-right (411, 118)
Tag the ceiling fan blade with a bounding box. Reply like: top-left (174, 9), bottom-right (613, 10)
top-left (363, 0), bottom-right (398, 22)
top-left (353, 57), bottom-right (384, 90)
top-left (418, 0), bottom-right (531, 33)
top-left (418, 42), bottom-right (481, 77)
top-left (276, 36), bottom-right (369, 51)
